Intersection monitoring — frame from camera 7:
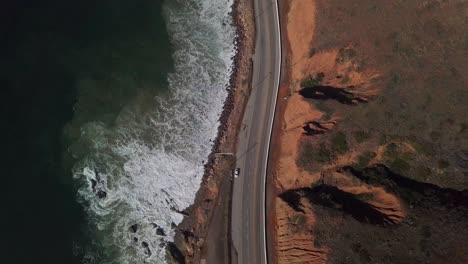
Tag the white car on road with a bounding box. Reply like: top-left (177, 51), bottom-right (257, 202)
top-left (233, 168), bottom-right (240, 178)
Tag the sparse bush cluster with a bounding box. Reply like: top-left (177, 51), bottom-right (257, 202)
top-left (297, 141), bottom-right (315, 171)
top-left (315, 101), bottom-right (334, 121)
top-left (353, 130), bottom-right (371, 143)
top-left (288, 213), bottom-right (307, 234)
top-left (390, 157), bottom-right (411, 173)
top-left (356, 151), bottom-right (376, 169)
top-left (332, 132), bottom-right (349, 154)
top-left (340, 75), bottom-right (351, 84)
top-left (336, 48), bottom-right (357, 63)
top-left (297, 133), bottom-right (352, 171)
top-left (315, 143), bottom-right (334, 163)
top-left (383, 142), bottom-right (399, 159)
top-left (300, 72), bottom-right (325, 88)
top-left (355, 192), bottom-right (376, 202)
top-left (382, 142), bottom-right (413, 173)
top-left (297, 141), bottom-right (335, 172)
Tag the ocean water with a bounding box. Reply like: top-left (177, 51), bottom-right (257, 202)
top-left (1, 0), bottom-right (235, 263)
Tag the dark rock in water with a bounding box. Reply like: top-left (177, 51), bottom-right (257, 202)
top-left (150, 223), bottom-right (167, 236)
top-left (141, 241), bottom-right (151, 256)
top-left (171, 222), bottom-right (178, 229)
top-left (170, 206), bottom-right (189, 217)
top-left (94, 169), bottom-right (101, 181)
top-left (129, 224), bottom-right (138, 233)
top-left (133, 237), bottom-right (138, 243)
top-left (156, 227), bottom-right (166, 236)
top-left (97, 190), bottom-right (107, 199)
top-left (144, 247), bottom-right (151, 256)
top-left (90, 179), bottom-right (97, 190)
top-left (167, 242), bottom-right (185, 264)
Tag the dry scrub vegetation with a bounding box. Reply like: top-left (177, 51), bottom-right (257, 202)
top-left (277, 0), bottom-right (468, 263)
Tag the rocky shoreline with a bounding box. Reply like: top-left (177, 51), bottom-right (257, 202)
top-left (167, 0), bottom-right (255, 263)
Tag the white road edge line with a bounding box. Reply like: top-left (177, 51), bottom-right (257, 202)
top-left (262, 0), bottom-right (282, 263)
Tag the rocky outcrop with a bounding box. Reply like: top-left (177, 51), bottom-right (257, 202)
top-left (90, 169), bottom-right (107, 199)
top-left (167, 242), bottom-right (186, 264)
top-left (302, 120), bottom-right (336, 136)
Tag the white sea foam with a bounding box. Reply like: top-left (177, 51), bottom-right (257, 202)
top-left (71, 0), bottom-right (236, 262)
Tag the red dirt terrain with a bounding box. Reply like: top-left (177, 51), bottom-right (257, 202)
top-left (272, 0), bottom-right (468, 263)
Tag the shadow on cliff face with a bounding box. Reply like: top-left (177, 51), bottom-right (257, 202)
top-left (340, 164), bottom-right (468, 209)
top-left (279, 164), bottom-right (468, 263)
top-left (280, 185), bottom-right (399, 226)
top-left (280, 164), bottom-right (468, 224)
top-left (299, 86), bottom-right (367, 104)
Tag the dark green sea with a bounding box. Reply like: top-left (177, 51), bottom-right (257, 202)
top-left (1, 0), bottom-right (236, 263)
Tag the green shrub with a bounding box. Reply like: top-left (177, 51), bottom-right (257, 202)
top-left (384, 143), bottom-right (399, 159)
top-left (298, 141), bottom-right (336, 169)
top-left (410, 140), bottom-right (436, 156)
top-left (336, 48), bottom-right (357, 63)
top-left (315, 72), bottom-right (325, 82)
top-left (332, 132), bottom-right (349, 154)
top-left (312, 227), bottom-right (324, 248)
top-left (354, 131), bottom-right (371, 143)
top-left (315, 101), bottom-right (334, 121)
top-left (355, 192), bottom-right (375, 202)
top-left (341, 75), bottom-right (351, 84)
top-left (301, 75), bottom-right (320, 88)
top-left (356, 151), bottom-right (376, 169)
top-left (293, 214), bottom-right (307, 225)
top-left (390, 158), bottom-right (410, 173)
top-left (297, 141), bottom-right (315, 171)
top-left (315, 143), bottom-right (334, 163)
top-left (289, 214), bottom-right (307, 233)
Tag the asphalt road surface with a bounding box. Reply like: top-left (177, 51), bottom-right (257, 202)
top-left (231, 0), bottom-right (281, 263)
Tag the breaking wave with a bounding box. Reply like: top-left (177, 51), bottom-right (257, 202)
top-left (69, 0), bottom-right (236, 262)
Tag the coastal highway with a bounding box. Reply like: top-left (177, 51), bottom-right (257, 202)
top-left (231, 0), bottom-right (281, 263)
